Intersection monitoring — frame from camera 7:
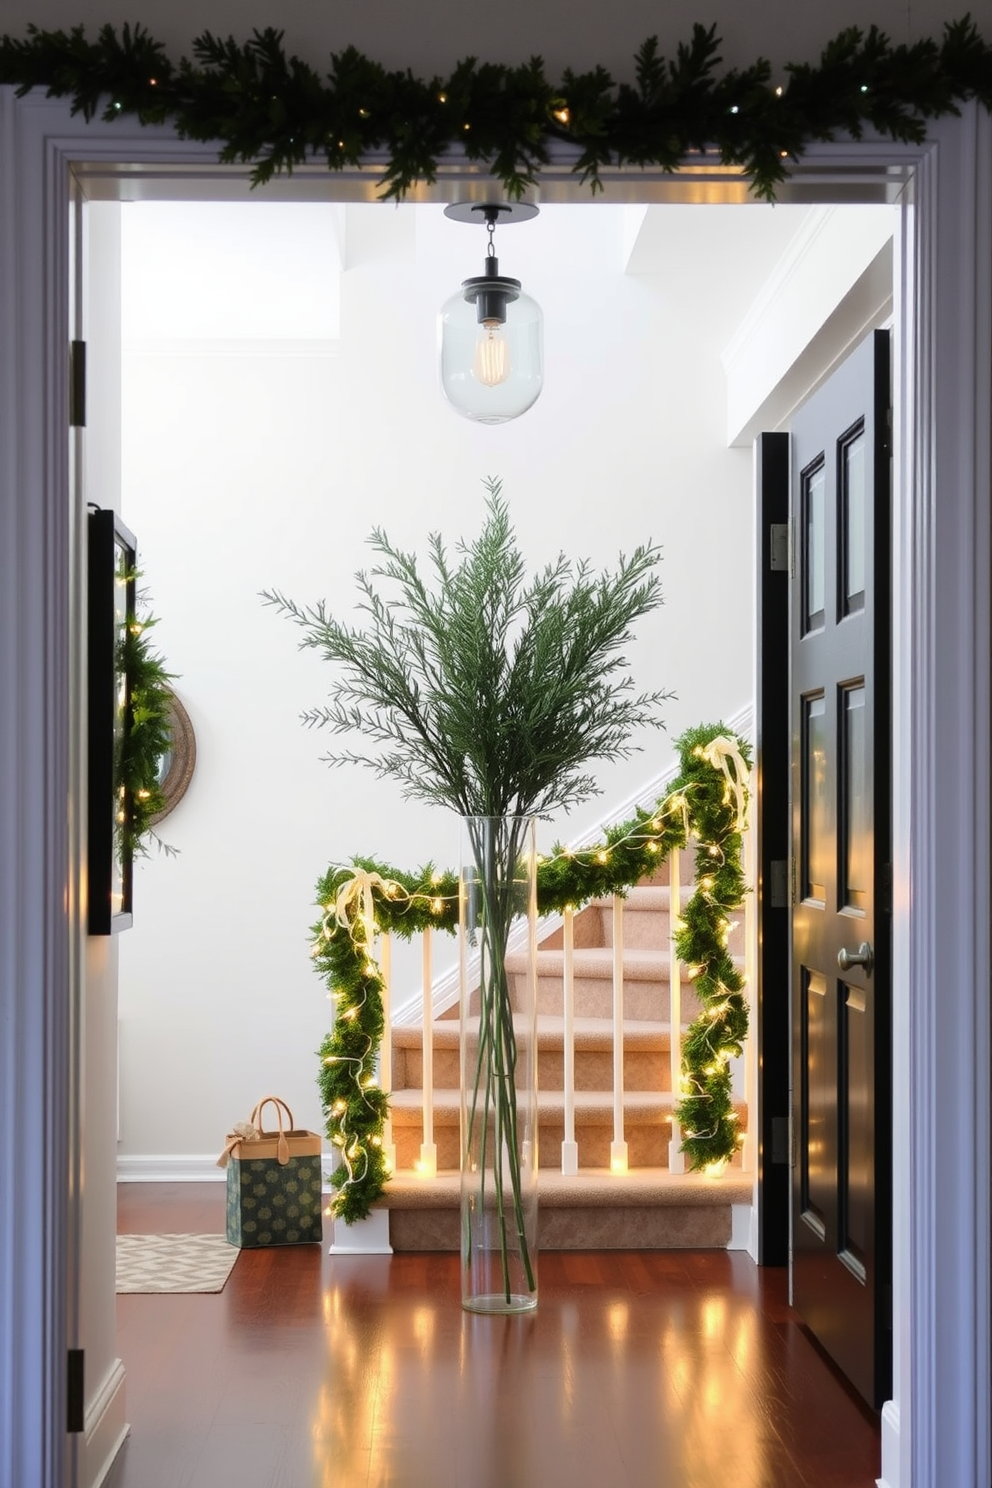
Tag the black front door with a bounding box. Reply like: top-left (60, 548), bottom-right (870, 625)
top-left (790, 329), bottom-right (892, 1408)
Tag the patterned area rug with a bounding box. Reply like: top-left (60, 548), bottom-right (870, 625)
top-left (116, 1233), bottom-right (240, 1294)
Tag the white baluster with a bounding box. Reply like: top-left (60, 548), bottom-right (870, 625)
top-left (379, 932), bottom-right (396, 1174)
top-left (417, 927), bottom-right (437, 1177)
top-left (561, 906), bottom-right (578, 1176)
top-left (740, 807), bottom-right (756, 1173)
top-left (610, 896), bottom-right (628, 1174)
top-left (668, 846), bottom-right (686, 1174)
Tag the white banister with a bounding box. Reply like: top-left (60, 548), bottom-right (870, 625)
top-left (379, 932), bottom-right (396, 1173)
top-left (668, 845), bottom-right (686, 1173)
top-left (610, 896), bottom-right (628, 1173)
top-left (417, 927), bottom-right (437, 1176)
top-left (560, 906), bottom-right (578, 1176)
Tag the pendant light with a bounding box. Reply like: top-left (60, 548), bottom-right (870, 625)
top-left (438, 202), bottom-right (543, 424)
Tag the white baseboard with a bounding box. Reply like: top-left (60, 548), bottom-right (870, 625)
top-left (329, 1207), bottom-right (392, 1254)
top-left (118, 1153), bottom-right (338, 1185)
top-left (117, 1153), bottom-right (227, 1182)
top-left (877, 1399), bottom-right (903, 1488)
top-left (728, 1203), bottom-right (754, 1251)
top-left (83, 1358), bottom-right (128, 1488)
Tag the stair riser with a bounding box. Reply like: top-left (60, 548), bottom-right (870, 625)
top-left (393, 1118), bottom-right (676, 1171)
top-left (387, 1203), bottom-right (734, 1250)
top-left (526, 977), bottom-right (705, 1022)
top-left (394, 1044), bottom-right (673, 1093)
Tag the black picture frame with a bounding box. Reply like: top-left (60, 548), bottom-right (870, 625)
top-left (87, 507), bottom-right (136, 935)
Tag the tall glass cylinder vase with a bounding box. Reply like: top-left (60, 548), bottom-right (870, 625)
top-left (459, 815), bottom-right (539, 1313)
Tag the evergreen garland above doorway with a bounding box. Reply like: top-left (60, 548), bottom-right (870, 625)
top-left (0, 18), bottom-right (990, 199)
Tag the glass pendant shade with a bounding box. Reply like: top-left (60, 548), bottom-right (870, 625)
top-left (439, 284), bottom-right (543, 424)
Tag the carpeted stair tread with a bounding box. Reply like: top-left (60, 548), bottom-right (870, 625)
top-left (378, 1167), bottom-right (751, 1209)
top-left (392, 1014), bottom-right (676, 1052)
top-left (507, 945), bottom-right (744, 980)
top-left (389, 1088), bottom-right (748, 1124)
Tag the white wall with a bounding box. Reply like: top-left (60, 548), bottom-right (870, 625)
top-left (116, 198), bottom-right (814, 1164)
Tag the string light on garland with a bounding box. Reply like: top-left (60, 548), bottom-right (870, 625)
top-left (1, 21), bottom-right (991, 200)
top-left (313, 722), bottom-right (752, 1223)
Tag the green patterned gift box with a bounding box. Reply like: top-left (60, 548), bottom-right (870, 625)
top-left (220, 1097), bottom-right (324, 1248)
top-left (226, 1154), bottom-right (323, 1247)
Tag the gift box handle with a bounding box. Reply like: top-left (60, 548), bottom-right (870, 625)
top-left (250, 1095), bottom-right (295, 1165)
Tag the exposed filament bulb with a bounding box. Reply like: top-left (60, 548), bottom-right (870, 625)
top-left (472, 320), bottom-right (510, 386)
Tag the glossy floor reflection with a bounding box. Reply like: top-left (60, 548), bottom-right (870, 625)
top-left (107, 1185), bottom-right (880, 1488)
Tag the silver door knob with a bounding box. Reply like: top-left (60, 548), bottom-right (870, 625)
top-left (838, 941), bottom-right (874, 975)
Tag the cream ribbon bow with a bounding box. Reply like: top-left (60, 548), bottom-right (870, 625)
top-left (699, 735), bottom-right (750, 832)
top-left (332, 870), bottom-right (394, 949)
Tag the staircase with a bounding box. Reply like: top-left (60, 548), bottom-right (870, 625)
top-left (375, 852), bottom-right (751, 1250)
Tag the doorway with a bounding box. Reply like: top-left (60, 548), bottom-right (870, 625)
top-left (1, 97), bottom-right (990, 1488)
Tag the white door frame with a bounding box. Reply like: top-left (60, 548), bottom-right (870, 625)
top-left (0, 91), bottom-right (988, 1488)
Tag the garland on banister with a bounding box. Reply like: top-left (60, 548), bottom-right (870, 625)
top-left (1, 20), bottom-right (991, 199)
top-left (313, 721), bottom-right (751, 1223)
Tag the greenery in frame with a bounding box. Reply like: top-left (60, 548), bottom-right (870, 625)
top-left (0, 18), bottom-right (990, 200)
top-left (116, 585), bottom-right (178, 861)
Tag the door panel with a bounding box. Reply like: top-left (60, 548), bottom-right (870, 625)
top-left (790, 330), bottom-right (892, 1409)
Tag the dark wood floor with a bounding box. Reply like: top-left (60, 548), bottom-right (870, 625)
top-left (106, 1184), bottom-right (880, 1488)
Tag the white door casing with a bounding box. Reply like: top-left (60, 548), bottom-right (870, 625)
top-left (0, 92), bottom-right (988, 1488)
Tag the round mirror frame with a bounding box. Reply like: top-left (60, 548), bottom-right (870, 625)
top-left (150, 689), bottom-right (196, 823)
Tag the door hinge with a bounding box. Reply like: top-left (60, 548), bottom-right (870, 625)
top-left (769, 859), bottom-right (789, 909)
top-left (67, 1348), bottom-right (85, 1434)
top-left (69, 340), bottom-right (86, 428)
top-left (881, 862), bottom-right (892, 915)
top-left (771, 1115), bottom-right (790, 1165)
top-left (769, 521), bottom-right (790, 573)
